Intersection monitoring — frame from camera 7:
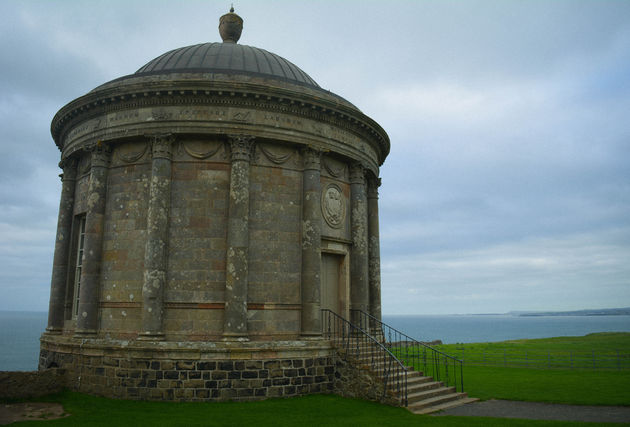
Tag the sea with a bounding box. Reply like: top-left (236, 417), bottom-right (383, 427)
top-left (1, 311), bottom-right (629, 371)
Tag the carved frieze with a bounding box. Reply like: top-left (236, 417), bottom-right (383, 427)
top-left (258, 144), bottom-right (295, 166)
top-left (180, 140), bottom-right (224, 160)
top-left (115, 142), bottom-right (149, 164)
top-left (322, 156), bottom-right (346, 179)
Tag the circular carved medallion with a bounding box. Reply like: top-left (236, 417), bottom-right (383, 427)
top-left (322, 183), bottom-right (345, 228)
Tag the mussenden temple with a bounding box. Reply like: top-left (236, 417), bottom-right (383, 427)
top-left (40, 9), bottom-right (472, 411)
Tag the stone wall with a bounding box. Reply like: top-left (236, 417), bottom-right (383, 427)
top-left (332, 357), bottom-right (400, 406)
top-left (39, 338), bottom-right (335, 402)
top-left (37, 338), bottom-right (399, 405)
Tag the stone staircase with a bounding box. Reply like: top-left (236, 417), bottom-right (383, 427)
top-left (349, 342), bottom-right (478, 414)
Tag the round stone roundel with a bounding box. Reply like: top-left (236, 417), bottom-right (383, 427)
top-left (322, 183), bottom-right (345, 228)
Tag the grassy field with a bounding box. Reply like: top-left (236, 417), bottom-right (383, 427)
top-left (9, 392), bottom-right (623, 427)
top-left (393, 333), bottom-right (630, 405)
top-left (434, 333), bottom-right (630, 369)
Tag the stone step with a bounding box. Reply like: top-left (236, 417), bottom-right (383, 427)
top-left (407, 391), bottom-right (468, 411)
top-left (409, 396), bottom-right (479, 415)
top-left (407, 385), bottom-right (455, 404)
top-left (407, 379), bottom-right (442, 395)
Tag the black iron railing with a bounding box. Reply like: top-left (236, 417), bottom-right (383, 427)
top-left (351, 309), bottom-right (464, 393)
top-left (321, 309), bottom-right (408, 406)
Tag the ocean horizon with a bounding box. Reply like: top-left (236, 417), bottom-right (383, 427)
top-left (2, 310), bottom-right (629, 371)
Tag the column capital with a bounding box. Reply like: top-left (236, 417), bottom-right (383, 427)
top-left (147, 133), bottom-right (175, 160)
top-left (58, 158), bottom-right (78, 181)
top-left (349, 162), bottom-right (366, 185)
top-left (86, 141), bottom-right (111, 168)
top-left (228, 134), bottom-right (255, 162)
top-left (302, 147), bottom-right (322, 171)
top-left (367, 176), bottom-right (381, 199)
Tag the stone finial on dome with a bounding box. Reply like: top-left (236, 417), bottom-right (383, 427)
top-left (219, 6), bottom-right (243, 43)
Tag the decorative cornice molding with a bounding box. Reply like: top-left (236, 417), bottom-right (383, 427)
top-left (52, 82), bottom-right (389, 164)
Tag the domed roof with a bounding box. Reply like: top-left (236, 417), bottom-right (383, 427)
top-left (135, 42), bottom-right (320, 89)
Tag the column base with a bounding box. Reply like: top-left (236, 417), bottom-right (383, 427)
top-left (300, 332), bottom-right (323, 340)
top-left (222, 333), bottom-right (249, 342)
top-left (137, 332), bottom-right (165, 341)
top-left (73, 329), bottom-right (97, 338)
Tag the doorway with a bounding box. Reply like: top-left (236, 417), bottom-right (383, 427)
top-left (321, 252), bottom-right (345, 316)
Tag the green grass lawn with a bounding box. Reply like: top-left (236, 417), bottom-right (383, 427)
top-left (10, 391), bottom-right (622, 427)
top-left (462, 366), bottom-right (630, 405)
top-left (395, 333), bottom-right (630, 405)
top-left (435, 333), bottom-right (630, 369)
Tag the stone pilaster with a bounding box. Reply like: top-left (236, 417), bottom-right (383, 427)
top-left (140, 134), bottom-right (174, 340)
top-left (223, 135), bottom-right (254, 340)
top-left (301, 147), bottom-right (322, 336)
top-left (46, 158), bottom-right (78, 334)
top-left (349, 163), bottom-right (369, 325)
top-left (367, 176), bottom-right (382, 324)
top-left (75, 143), bottom-right (110, 337)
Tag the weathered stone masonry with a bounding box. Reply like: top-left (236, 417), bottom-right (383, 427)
top-left (41, 8), bottom-right (390, 402)
top-left (46, 159), bottom-right (77, 334)
top-left (76, 145), bottom-right (110, 337)
top-left (140, 134), bottom-right (174, 339)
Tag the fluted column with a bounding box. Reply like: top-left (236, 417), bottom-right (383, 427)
top-left (301, 147), bottom-right (322, 336)
top-left (349, 163), bottom-right (369, 325)
top-left (75, 143), bottom-right (110, 337)
top-left (140, 134), bottom-right (174, 340)
top-left (367, 176), bottom-right (382, 324)
top-left (46, 158), bottom-right (78, 334)
top-left (223, 135), bottom-right (254, 340)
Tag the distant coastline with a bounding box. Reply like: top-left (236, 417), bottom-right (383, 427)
top-left (508, 308), bottom-right (630, 317)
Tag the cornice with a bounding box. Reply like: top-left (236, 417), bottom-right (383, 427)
top-left (51, 79), bottom-right (390, 165)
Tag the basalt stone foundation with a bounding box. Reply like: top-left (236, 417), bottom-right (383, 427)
top-left (40, 8), bottom-right (389, 402)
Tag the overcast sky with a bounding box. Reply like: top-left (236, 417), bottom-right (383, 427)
top-left (0, 0), bottom-right (628, 315)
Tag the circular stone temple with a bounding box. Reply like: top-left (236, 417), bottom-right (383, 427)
top-left (41, 9), bottom-right (389, 401)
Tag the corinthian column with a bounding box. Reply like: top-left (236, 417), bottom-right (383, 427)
top-left (46, 158), bottom-right (78, 334)
top-left (349, 163), bottom-right (369, 326)
top-left (140, 134), bottom-right (174, 340)
top-left (301, 147), bottom-right (322, 336)
top-left (367, 176), bottom-right (382, 324)
top-left (75, 143), bottom-right (110, 337)
top-left (223, 135), bottom-right (254, 340)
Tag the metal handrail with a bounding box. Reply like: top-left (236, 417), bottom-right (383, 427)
top-left (351, 309), bottom-right (464, 393)
top-left (321, 309), bottom-right (408, 406)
